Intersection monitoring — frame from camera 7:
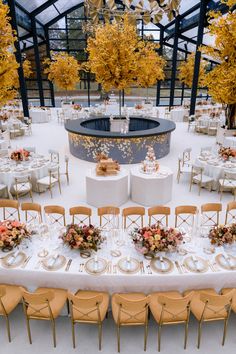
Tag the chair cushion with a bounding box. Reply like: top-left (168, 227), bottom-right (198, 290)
top-left (72, 290), bottom-right (109, 322)
top-left (184, 289), bottom-right (227, 321)
top-left (150, 291), bottom-right (188, 323)
top-left (112, 292), bottom-right (148, 325)
top-left (219, 179), bottom-right (236, 188)
top-left (0, 284), bottom-right (22, 315)
top-left (0, 184), bottom-right (7, 191)
top-left (36, 176), bottom-right (57, 186)
top-left (12, 183), bottom-right (31, 192)
top-left (193, 174), bottom-right (213, 183)
top-left (26, 287), bottom-right (67, 319)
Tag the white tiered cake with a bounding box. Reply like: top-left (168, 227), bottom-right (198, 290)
top-left (141, 146), bottom-right (159, 174)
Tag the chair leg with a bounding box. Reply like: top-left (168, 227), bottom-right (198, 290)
top-left (197, 321), bottom-right (203, 349)
top-left (117, 325), bottom-right (120, 353)
top-left (58, 180), bottom-right (62, 194)
top-left (71, 320), bottom-right (76, 348)
top-left (98, 323), bottom-right (102, 350)
top-left (144, 323), bottom-right (148, 351)
top-left (51, 319), bottom-right (56, 348)
top-left (5, 315), bottom-right (11, 342)
top-left (26, 318), bottom-right (32, 344)
top-left (222, 319), bottom-right (229, 346)
top-left (158, 325), bottom-right (162, 352)
top-left (184, 321), bottom-right (189, 349)
top-left (66, 173), bottom-right (69, 185)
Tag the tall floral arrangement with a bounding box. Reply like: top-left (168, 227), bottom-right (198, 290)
top-left (178, 52), bottom-right (207, 88)
top-left (136, 41), bottom-right (166, 101)
top-left (0, 1), bottom-right (19, 107)
top-left (201, 0), bottom-right (236, 128)
top-left (44, 52), bottom-right (81, 101)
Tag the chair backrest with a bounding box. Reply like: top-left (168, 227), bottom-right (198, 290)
top-left (199, 290), bottom-right (235, 320)
top-left (49, 166), bottom-right (60, 181)
top-left (157, 292), bottom-right (194, 324)
top-left (182, 148), bottom-right (191, 165)
top-left (14, 174), bottom-right (31, 192)
top-left (0, 199), bottom-right (20, 220)
top-left (122, 207), bottom-right (145, 229)
top-left (68, 292), bottom-right (104, 322)
top-left (175, 205), bottom-right (197, 228)
top-left (21, 202), bottom-right (42, 223)
top-left (148, 206), bottom-right (170, 227)
top-left (113, 293), bottom-right (150, 325)
top-left (97, 206), bottom-right (120, 229)
top-left (69, 206), bottom-right (92, 225)
top-left (201, 203), bottom-right (222, 226)
top-left (44, 205), bottom-right (66, 226)
top-left (21, 289), bottom-right (55, 319)
top-left (225, 201), bottom-right (236, 224)
top-left (48, 149), bottom-right (59, 164)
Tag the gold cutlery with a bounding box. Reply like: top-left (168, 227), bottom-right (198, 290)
top-left (106, 261), bottom-right (112, 274)
top-left (207, 260), bottom-right (216, 272)
top-left (65, 259), bottom-right (72, 272)
top-left (141, 261), bottom-right (145, 274)
top-left (181, 263), bottom-right (188, 273)
top-left (146, 265), bottom-right (152, 274)
top-left (79, 263), bottom-right (84, 272)
top-left (175, 261), bottom-right (182, 274)
top-left (21, 256), bottom-right (32, 269)
top-left (113, 264), bottom-right (117, 274)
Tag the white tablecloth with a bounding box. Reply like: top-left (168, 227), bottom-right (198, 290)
top-left (170, 108), bottom-right (188, 122)
top-left (86, 169), bottom-right (129, 207)
top-left (224, 137), bottom-right (236, 148)
top-left (0, 227), bottom-right (235, 294)
top-left (29, 109), bottom-right (49, 123)
top-left (0, 155), bottom-right (53, 192)
top-left (130, 166), bottom-right (173, 206)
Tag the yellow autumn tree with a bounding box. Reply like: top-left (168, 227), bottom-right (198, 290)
top-left (136, 41), bottom-right (166, 101)
top-left (0, 1), bottom-right (19, 106)
top-left (44, 52), bottom-right (81, 101)
top-left (86, 15), bottom-right (165, 114)
top-left (22, 59), bottom-right (33, 79)
top-left (201, 0), bottom-right (236, 128)
top-left (178, 52), bottom-right (207, 88)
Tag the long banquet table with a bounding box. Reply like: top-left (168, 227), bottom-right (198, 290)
top-left (0, 225), bottom-right (236, 294)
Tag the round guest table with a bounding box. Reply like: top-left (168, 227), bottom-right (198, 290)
top-left (29, 109), bottom-right (49, 123)
top-left (130, 165), bottom-right (173, 206)
top-left (86, 169), bottom-right (129, 207)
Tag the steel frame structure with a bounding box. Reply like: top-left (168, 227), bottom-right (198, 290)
top-left (8, 0), bottom-right (229, 114)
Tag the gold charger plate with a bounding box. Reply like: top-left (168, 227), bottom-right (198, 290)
top-left (215, 254), bottom-right (236, 270)
top-left (183, 256), bottom-right (208, 273)
top-left (150, 256), bottom-right (174, 274)
top-left (1, 251), bottom-right (27, 269)
top-left (117, 257), bottom-right (140, 274)
top-left (42, 254), bottom-right (66, 271)
top-left (84, 257), bottom-right (107, 275)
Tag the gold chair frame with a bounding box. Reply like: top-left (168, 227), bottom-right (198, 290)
top-left (175, 206), bottom-right (197, 228)
top-left (148, 206), bottom-right (170, 227)
top-left (44, 205), bottom-right (66, 226)
top-left (98, 206), bottom-right (120, 229)
top-left (69, 206), bottom-right (92, 225)
top-left (21, 202), bottom-right (42, 223)
top-left (0, 199), bottom-right (20, 221)
top-left (122, 207), bottom-right (145, 230)
top-left (225, 201), bottom-right (236, 224)
top-left (200, 203), bottom-right (222, 227)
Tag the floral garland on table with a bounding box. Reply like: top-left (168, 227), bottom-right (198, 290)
top-left (218, 146), bottom-right (236, 161)
top-left (209, 224), bottom-right (236, 246)
top-left (62, 224), bottom-right (103, 251)
top-left (10, 149), bottom-right (30, 162)
top-left (0, 220), bottom-right (31, 250)
top-left (130, 223), bottom-right (183, 255)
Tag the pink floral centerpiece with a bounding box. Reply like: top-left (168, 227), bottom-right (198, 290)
top-left (62, 224), bottom-right (103, 252)
top-left (131, 223), bottom-right (183, 256)
top-left (73, 104), bottom-right (82, 111)
top-left (10, 149), bottom-right (30, 162)
top-left (218, 147), bottom-right (236, 161)
top-left (0, 220), bottom-right (31, 251)
top-left (209, 224), bottom-right (236, 246)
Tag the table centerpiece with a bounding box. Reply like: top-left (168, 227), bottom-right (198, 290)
top-left (130, 223), bottom-right (183, 258)
top-left (209, 223), bottom-right (236, 247)
top-left (218, 147), bottom-right (236, 161)
top-left (10, 148), bottom-right (30, 162)
top-left (0, 220), bottom-right (31, 251)
top-left (62, 224), bottom-right (103, 256)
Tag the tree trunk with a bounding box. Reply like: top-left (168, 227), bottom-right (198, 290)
top-left (119, 90), bottom-right (122, 117)
top-left (226, 103), bottom-right (236, 129)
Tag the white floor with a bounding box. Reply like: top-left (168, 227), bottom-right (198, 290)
top-left (6, 110), bottom-right (236, 354)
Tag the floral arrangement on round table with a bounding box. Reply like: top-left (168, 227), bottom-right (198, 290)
top-left (10, 149), bottom-right (30, 162)
top-left (218, 147), bottom-right (236, 161)
top-left (209, 224), bottom-right (236, 246)
top-left (0, 220), bottom-right (31, 251)
top-left (131, 223), bottom-right (183, 257)
top-left (73, 104), bottom-right (82, 111)
top-left (62, 224), bottom-right (103, 252)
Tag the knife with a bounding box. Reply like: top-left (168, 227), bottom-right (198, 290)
top-left (21, 256), bottom-right (32, 269)
top-left (65, 259), bottom-right (72, 272)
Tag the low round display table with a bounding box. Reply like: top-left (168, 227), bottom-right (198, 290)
top-left (130, 166), bottom-right (173, 206)
top-left (86, 169), bottom-right (129, 207)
